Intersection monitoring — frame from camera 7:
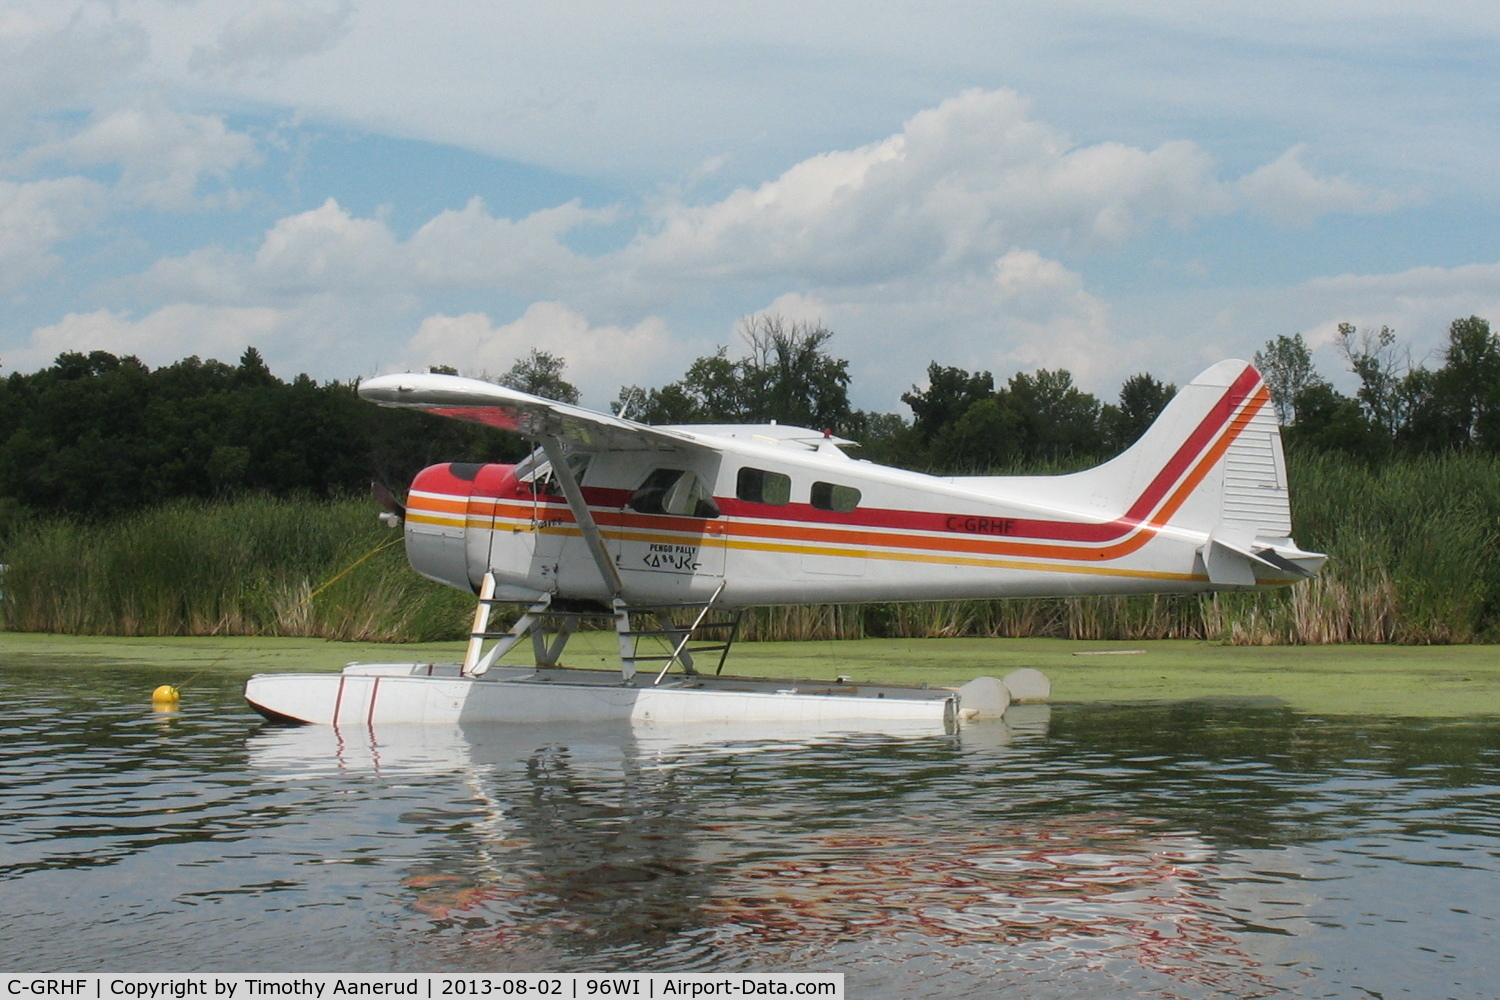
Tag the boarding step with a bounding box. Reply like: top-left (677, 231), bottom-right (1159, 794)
top-left (628, 647), bottom-right (734, 664)
top-left (459, 573), bottom-right (744, 681)
top-left (614, 594), bottom-right (743, 682)
top-left (617, 621), bottom-right (737, 637)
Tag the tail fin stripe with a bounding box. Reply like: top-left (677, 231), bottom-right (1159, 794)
top-left (962, 386), bottom-right (1272, 564)
top-left (878, 384), bottom-right (1273, 565)
top-left (980, 364), bottom-right (1263, 544)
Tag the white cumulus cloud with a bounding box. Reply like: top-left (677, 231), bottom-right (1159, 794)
top-left (0, 5), bottom-right (148, 132)
top-left (404, 303), bottom-right (683, 407)
top-left (624, 90), bottom-right (1232, 288)
top-left (759, 249), bottom-right (1125, 403)
top-left (141, 196), bottom-right (600, 304)
top-left (125, 88), bottom-right (1240, 324)
top-left (1125, 259), bottom-right (1500, 391)
top-left (1289, 262), bottom-right (1500, 359)
top-left (17, 103), bottom-right (257, 210)
top-left (14, 85), bottom-right (1437, 408)
top-left (19, 304), bottom-right (287, 370)
top-left (1239, 145), bottom-right (1411, 227)
top-left (0, 176), bottom-right (107, 291)
top-left (407, 197), bottom-right (611, 291)
top-left (188, 0), bottom-right (354, 79)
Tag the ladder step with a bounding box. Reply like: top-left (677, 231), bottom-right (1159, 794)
top-left (619, 606), bottom-right (717, 614)
top-left (626, 646), bottom-right (732, 662)
top-left (467, 587), bottom-right (740, 675)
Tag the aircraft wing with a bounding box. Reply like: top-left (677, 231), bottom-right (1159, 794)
top-left (358, 372), bottom-right (696, 452)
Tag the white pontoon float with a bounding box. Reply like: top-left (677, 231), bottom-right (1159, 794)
top-left (245, 576), bottom-right (1014, 728)
top-left (244, 664), bottom-right (986, 728)
top-left (245, 579), bottom-right (1007, 728)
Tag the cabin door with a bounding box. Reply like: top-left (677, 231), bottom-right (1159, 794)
top-left (612, 468), bottom-right (727, 583)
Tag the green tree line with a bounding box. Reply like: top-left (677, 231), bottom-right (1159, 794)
top-left (0, 347), bottom-right (528, 520)
top-left (619, 312), bottom-right (1177, 472)
top-left (2, 312), bottom-right (1496, 523)
top-left (1260, 316), bottom-right (1500, 459)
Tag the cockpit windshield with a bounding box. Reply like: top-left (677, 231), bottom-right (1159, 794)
top-left (516, 450), bottom-right (592, 492)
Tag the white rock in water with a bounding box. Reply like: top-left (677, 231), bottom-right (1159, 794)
top-left (957, 676), bottom-right (1011, 718)
top-left (1002, 668), bottom-right (1051, 703)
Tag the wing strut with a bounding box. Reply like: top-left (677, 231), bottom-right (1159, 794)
top-left (538, 434), bottom-right (625, 598)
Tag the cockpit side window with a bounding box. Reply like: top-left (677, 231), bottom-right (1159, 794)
top-left (811, 481), bottom-right (861, 513)
top-left (629, 469), bottom-right (720, 518)
top-left (736, 467), bottom-right (791, 505)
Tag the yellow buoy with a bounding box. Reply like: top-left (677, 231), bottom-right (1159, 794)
top-left (151, 684), bottom-right (180, 710)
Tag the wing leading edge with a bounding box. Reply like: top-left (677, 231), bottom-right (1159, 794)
top-left (358, 372), bottom-right (693, 452)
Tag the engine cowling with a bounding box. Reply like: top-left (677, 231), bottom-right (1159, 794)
top-left (403, 461), bottom-right (524, 592)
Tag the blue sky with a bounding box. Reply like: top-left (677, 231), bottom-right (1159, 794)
top-left (3, 1), bottom-right (1498, 411)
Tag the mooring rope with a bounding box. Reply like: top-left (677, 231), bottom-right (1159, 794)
top-left (305, 535), bottom-right (405, 602)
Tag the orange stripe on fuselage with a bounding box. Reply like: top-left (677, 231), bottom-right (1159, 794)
top-left (406, 385), bottom-right (1273, 570)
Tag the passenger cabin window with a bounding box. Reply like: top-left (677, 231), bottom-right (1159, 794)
top-left (811, 481), bottom-right (861, 513)
top-left (629, 469), bottom-right (720, 518)
top-left (736, 467), bottom-right (791, 505)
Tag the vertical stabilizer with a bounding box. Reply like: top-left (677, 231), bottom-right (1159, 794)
top-left (1018, 359), bottom-right (1286, 539)
top-left (955, 359), bottom-right (1323, 584)
top-left (1077, 358), bottom-right (1316, 583)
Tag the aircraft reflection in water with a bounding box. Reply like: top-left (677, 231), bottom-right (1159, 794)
top-left (247, 719), bottom-right (1301, 992)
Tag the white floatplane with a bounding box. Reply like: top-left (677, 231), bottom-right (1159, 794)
top-left (244, 359), bottom-right (1325, 728)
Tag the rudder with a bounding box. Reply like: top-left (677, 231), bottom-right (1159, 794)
top-left (1072, 359), bottom-right (1286, 539)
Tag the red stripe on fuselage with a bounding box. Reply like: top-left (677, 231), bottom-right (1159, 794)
top-left (468, 364), bottom-right (1262, 543)
top-left (982, 363), bottom-right (1262, 542)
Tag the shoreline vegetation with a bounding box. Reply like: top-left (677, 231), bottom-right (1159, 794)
top-left (4, 317), bottom-right (1500, 645)
top-left (2, 631), bottom-right (1495, 718)
top-left (2, 449), bottom-right (1498, 644)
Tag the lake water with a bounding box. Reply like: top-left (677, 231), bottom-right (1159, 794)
top-left (2, 657), bottom-right (1498, 999)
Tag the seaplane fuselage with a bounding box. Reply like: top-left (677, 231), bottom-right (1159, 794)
top-left (394, 360), bottom-right (1323, 608)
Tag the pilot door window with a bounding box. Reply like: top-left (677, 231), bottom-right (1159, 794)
top-left (811, 481), bottom-right (861, 513)
top-left (521, 453), bottom-right (591, 494)
top-left (736, 467), bottom-right (791, 505)
top-left (629, 469), bottom-right (721, 518)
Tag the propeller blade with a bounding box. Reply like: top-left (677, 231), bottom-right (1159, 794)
top-left (371, 480), bottom-right (406, 520)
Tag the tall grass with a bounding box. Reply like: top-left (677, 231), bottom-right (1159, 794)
top-left (0, 496), bottom-right (474, 641)
top-left (3, 450), bottom-right (1496, 643)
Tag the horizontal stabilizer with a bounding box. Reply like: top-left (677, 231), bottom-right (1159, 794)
top-left (1202, 527), bottom-right (1319, 587)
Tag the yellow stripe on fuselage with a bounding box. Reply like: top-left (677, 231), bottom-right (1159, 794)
top-left (404, 508), bottom-right (1206, 583)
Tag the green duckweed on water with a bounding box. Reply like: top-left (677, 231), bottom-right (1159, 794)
top-left (1, 630), bottom-right (1497, 718)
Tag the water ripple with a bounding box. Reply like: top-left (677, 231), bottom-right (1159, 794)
top-left (2, 660), bottom-right (1499, 997)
